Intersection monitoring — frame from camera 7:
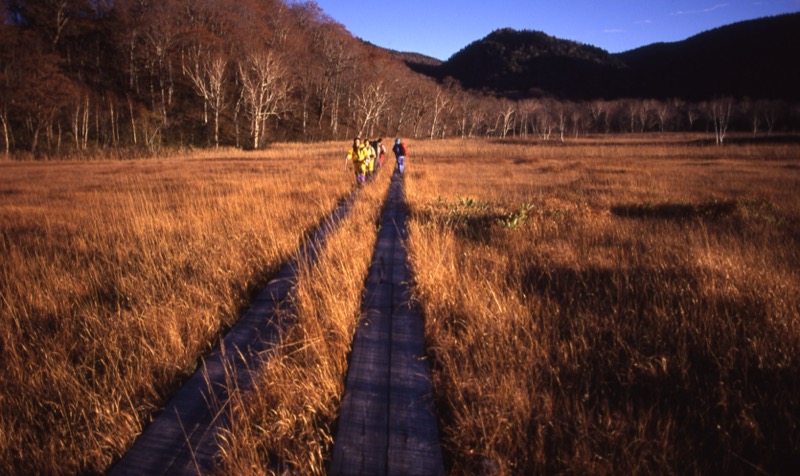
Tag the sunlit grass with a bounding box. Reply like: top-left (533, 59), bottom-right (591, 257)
top-left (217, 166), bottom-right (393, 475)
top-left (0, 143), bottom-right (352, 474)
top-left (406, 134), bottom-right (800, 474)
top-left (2, 135), bottom-right (798, 474)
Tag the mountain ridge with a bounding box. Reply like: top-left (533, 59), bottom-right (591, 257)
top-left (398, 12), bottom-right (800, 101)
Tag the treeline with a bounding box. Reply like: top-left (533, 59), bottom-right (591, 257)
top-left (0, 0), bottom-right (434, 157)
top-left (1, 1), bottom-right (798, 159)
top-left (468, 96), bottom-right (797, 145)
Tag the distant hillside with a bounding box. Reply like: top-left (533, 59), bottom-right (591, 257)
top-left (392, 51), bottom-right (442, 67)
top-left (406, 13), bottom-right (800, 101)
top-left (434, 28), bottom-right (631, 99)
top-left (616, 13), bottom-right (800, 101)
top-left (390, 50), bottom-right (443, 78)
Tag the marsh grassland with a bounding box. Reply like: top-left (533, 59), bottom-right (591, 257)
top-left (0, 144), bottom-right (353, 474)
top-left (406, 135), bottom-right (800, 474)
top-left (1, 136), bottom-right (798, 474)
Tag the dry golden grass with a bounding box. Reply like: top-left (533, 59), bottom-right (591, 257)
top-left (3, 135), bottom-right (798, 474)
top-left (406, 135), bottom-right (800, 474)
top-left (0, 143), bottom-right (353, 474)
top-left (216, 164), bottom-right (393, 475)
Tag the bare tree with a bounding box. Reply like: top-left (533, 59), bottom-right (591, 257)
top-left (238, 50), bottom-right (289, 149)
top-left (428, 88), bottom-right (451, 139)
top-left (404, 80), bottom-right (436, 139)
top-left (568, 102), bottom-right (587, 138)
top-left (0, 18), bottom-right (15, 157)
top-left (70, 91), bottom-right (90, 150)
top-left (0, 108), bottom-right (9, 158)
top-left (555, 101), bottom-right (568, 142)
top-left (761, 100), bottom-right (786, 136)
top-left (707, 97), bottom-right (733, 145)
top-left (516, 99), bottom-right (539, 138)
top-left (741, 99), bottom-right (762, 136)
top-left (313, 22), bottom-right (357, 137)
top-left (589, 100), bottom-right (609, 134)
top-left (533, 99), bottom-right (556, 140)
top-left (653, 99), bottom-right (674, 132)
top-left (497, 99), bottom-right (516, 139)
top-left (636, 100), bottom-right (652, 132)
top-left (24, 0), bottom-right (74, 46)
top-left (1, 21), bottom-right (74, 154)
top-left (292, 14), bottom-right (322, 138)
top-left (392, 75), bottom-right (438, 138)
top-left (127, 0), bottom-right (181, 130)
top-left (355, 79), bottom-right (391, 137)
top-left (183, 47), bottom-right (228, 147)
top-left (686, 104), bottom-right (701, 131)
top-left (390, 82), bottom-right (416, 137)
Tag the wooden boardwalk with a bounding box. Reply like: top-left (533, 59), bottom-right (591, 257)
top-left (109, 193), bottom-right (356, 475)
top-left (330, 173), bottom-right (445, 475)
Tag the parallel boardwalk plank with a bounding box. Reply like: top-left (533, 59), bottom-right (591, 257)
top-left (330, 173), bottom-right (444, 476)
top-left (109, 193), bottom-right (356, 475)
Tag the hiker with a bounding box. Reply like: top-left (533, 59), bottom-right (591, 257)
top-left (364, 139), bottom-right (377, 179)
top-left (392, 138), bottom-right (407, 174)
top-left (345, 137), bottom-right (368, 185)
top-left (376, 138), bottom-right (386, 169)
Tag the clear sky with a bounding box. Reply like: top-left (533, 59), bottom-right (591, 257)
top-left (309, 0), bottom-right (800, 60)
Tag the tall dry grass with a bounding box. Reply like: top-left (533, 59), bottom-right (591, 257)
top-left (406, 136), bottom-right (800, 474)
top-left (0, 143), bottom-right (353, 474)
top-left (3, 135), bottom-right (797, 474)
top-left (216, 164), bottom-right (393, 475)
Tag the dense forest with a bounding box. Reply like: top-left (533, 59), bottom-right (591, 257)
top-left (1, 1), bottom-right (799, 158)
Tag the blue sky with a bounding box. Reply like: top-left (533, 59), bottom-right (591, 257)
top-left (309, 0), bottom-right (800, 60)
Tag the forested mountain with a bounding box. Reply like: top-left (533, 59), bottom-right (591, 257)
top-left (617, 13), bottom-right (800, 101)
top-left (421, 28), bottom-right (632, 99)
top-left (1, 2), bottom-right (798, 158)
top-left (412, 13), bottom-right (800, 101)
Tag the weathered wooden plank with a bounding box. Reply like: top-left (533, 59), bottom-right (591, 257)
top-left (109, 193), bottom-right (357, 476)
top-left (330, 174), bottom-right (444, 476)
top-left (330, 306), bottom-right (392, 475)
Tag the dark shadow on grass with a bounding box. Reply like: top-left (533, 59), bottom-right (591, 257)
top-left (515, 262), bottom-right (798, 474)
top-left (611, 200), bottom-right (736, 221)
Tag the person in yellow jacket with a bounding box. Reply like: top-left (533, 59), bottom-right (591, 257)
top-left (363, 139), bottom-right (377, 179)
top-left (345, 137), bottom-right (368, 185)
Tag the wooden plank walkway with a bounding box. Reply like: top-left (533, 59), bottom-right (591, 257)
top-left (330, 173), bottom-right (445, 476)
top-left (109, 192), bottom-right (357, 476)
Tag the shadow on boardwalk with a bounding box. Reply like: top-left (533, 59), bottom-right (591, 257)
top-left (330, 172), bottom-right (445, 476)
